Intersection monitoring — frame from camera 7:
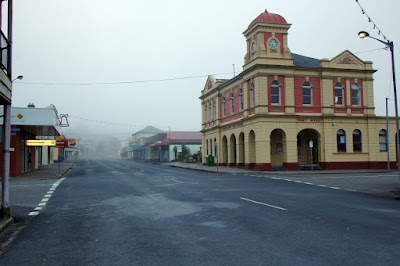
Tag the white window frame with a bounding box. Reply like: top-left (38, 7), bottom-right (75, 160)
top-left (351, 83), bottom-right (361, 106)
top-left (302, 81), bottom-right (312, 105)
top-left (334, 82), bottom-right (344, 106)
top-left (271, 80), bottom-right (281, 105)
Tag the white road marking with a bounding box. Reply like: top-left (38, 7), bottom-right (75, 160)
top-left (330, 187), bottom-right (341, 190)
top-left (304, 182), bottom-right (313, 185)
top-left (317, 184), bottom-right (328, 187)
top-left (171, 178), bottom-right (184, 184)
top-left (28, 178), bottom-right (66, 217)
top-left (284, 179), bottom-right (292, 182)
top-left (240, 197), bottom-right (287, 211)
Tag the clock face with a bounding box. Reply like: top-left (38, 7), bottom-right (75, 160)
top-left (251, 41), bottom-right (256, 53)
top-left (268, 39), bottom-right (279, 50)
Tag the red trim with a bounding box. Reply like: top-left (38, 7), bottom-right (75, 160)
top-left (283, 162), bottom-right (299, 171)
top-left (320, 161), bottom-right (396, 170)
top-left (255, 163), bottom-right (272, 171)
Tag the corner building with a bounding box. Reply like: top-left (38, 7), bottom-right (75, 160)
top-left (200, 10), bottom-right (396, 171)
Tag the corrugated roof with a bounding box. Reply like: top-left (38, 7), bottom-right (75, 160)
top-left (291, 53), bottom-right (320, 68)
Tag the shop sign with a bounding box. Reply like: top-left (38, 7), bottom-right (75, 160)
top-left (26, 140), bottom-right (56, 146)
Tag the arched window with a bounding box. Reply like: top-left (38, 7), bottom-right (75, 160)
top-left (302, 81), bottom-right (312, 105)
top-left (353, 129), bottom-right (362, 152)
top-left (351, 83), bottom-right (361, 106)
top-left (337, 129), bottom-right (346, 152)
top-left (230, 92), bottom-right (234, 114)
top-left (222, 97), bottom-right (226, 117)
top-left (379, 129), bottom-right (387, 152)
top-left (271, 80), bottom-right (280, 104)
top-left (249, 83), bottom-right (255, 108)
top-left (239, 89), bottom-right (243, 111)
top-left (334, 82), bottom-right (344, 106)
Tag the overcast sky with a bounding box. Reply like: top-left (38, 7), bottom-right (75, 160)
top-left (7, 0), bottom-right (400, 139)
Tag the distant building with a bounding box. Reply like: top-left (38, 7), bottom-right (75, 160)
top-left (131, 126), bottom-right (162, 145)
top-left (127, 130), bottom-right (202, 162)
top-left (200, 10), bottom-right (395, 171)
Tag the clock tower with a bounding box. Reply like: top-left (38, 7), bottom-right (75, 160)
top-left (243, 10), bottom-right (293, 70)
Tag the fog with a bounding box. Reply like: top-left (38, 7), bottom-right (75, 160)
top-left (7, 0), bottom-right (400, 141)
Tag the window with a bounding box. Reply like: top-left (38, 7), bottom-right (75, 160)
top-left (239, 89), bottom-right (243, 111)
top-left (208, 103), bottom-right (212, 122)
top-left (210, 139), bottom-right (213, 155)
top-left (271, 80), bottom-right (280, 104)
top-left (206, 139), bottom-right (209, 155)
top-left (334, 82), bottom-right (344, 105)
top-left (249, 83), bottom-right (255, 108)
top-left (353, 129), bottom-right (362, 152)
top-left (230, 92), bottom-right (234, 114)
top-left (213, 100), bottom-right (216, 121)
top-left (351, 83), bottom-right (361, 106)
top-left (302, 81), bottom-right (312, 105)
top-left (204, 104), bottom-right (208, 122)
top-left (214, 138), bottom-right (217, 155)
top-left (222, 97), bottom-right (226, 117)
top-left (379, 129), bottom-right (387, 152)
top-left (337, 129), bottom-right (346, 152)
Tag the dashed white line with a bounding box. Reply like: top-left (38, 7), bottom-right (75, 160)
top-left (330, 187), bottom-right (341, 190)
top-left (171, 178), bottom-right (184, 184)
top-left (28, 178), bottom-right (66, 217)
top-left (240, 197), bottom-right (287, 211)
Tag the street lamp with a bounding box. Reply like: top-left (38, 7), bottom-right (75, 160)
top-left (358, 31), bottom-right (399, 178)
top-left (11, 75), bottom-right (23, 82)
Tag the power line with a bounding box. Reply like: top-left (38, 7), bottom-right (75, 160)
top-left (14, 72), bottom-right (236, 86)
top-left (69, 115), bottom-right (170, 129)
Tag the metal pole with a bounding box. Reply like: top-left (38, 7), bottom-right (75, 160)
top-left (310, 145), bottom-right (313, 171)
top-left (386, 98), bottom-right (390, 172)
top-left (1, 0), bottom-right (13, 219)
top-left (389, 43), bottom-right (400, 180)
top-left (1, 104), bottom-right (11, 219)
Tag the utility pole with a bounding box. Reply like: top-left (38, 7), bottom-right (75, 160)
top-left (1, 0), bottom-right (13, 220)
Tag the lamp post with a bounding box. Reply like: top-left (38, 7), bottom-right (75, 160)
top-left (358, 31), bottom-right (399, 178)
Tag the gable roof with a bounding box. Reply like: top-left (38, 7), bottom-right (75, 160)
top-left (134, 126), bottom-right (162, 135)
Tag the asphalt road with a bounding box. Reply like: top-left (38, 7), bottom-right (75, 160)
top-left (1, 157), bottom-right (400, 265)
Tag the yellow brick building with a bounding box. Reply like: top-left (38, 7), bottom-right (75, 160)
top-left (200, 10), bottom-right (396, 171)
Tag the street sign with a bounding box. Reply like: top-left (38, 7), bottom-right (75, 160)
top-left (56, 140), bottom-right (68, 148)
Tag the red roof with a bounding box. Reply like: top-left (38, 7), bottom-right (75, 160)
top-left (248, 10), bottom-right (287, 28)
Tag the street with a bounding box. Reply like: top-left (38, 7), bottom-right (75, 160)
top-left (1, 157), bottom-right (400, 265)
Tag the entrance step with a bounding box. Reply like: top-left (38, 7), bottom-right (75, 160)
top-left (299, 164), bottom-right (322, 171)
top-left (272, 166), bottom-right (286, 171)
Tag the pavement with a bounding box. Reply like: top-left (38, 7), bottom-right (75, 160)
top-left (167, 162), bottom-right (400, 199)
top-left (0, 160), bottom-right (76, 234)
top-left (1, 158), bottom-right (400, 234)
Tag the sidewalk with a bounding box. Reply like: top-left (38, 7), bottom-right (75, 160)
top-left (0, 160), bottom-right (76, 233)
top-left (168, 162), bottom-right (400, 199)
